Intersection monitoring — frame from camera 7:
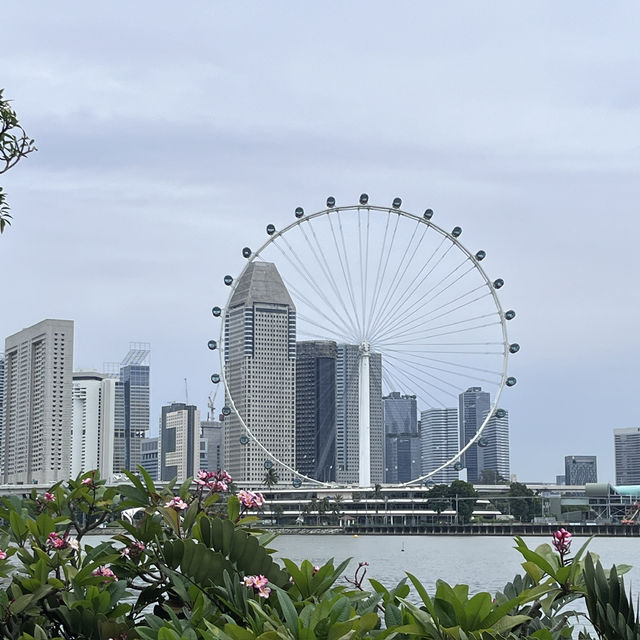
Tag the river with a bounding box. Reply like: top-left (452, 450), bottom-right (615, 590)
top-left (270, 534), bottom-right (639, 595)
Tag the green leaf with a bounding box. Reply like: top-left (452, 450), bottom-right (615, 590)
top-left (276, 588), bottom-right (299, 634)
top-left (228, 494), bottom-right (240, 522)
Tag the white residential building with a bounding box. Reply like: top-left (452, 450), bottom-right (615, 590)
top-left (3, 319), bottom-right (74, 484)
top-left (421, 408), bottom-right (459, 485)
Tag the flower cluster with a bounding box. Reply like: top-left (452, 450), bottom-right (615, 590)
top-left (92, 565), bottom-right (118, 581)
top-left (552, 528), bottom-right (572, 555)
top-left (44, 492), bottom-right (55, 502)
top-left (195, 469), bottom-right (232, 492)
top-left (165, 496), bottom-right (189, 510)
top-left (46, 532), bottom-right (79, 551)
top-left (120, 541), bottom-right (146, 559)
top-left (0, 550), bottom-right (7, 560)
top-left (238, 490), bottom-right (265, 509)
top-left (243, 574), bottom-right (271, 598)
top-left (81, 471), bottom-right (97, 488)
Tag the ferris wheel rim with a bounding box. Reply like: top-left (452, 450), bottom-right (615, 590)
top-left (215, 201), bottom-right (512, 487)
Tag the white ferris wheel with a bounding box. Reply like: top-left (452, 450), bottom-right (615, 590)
top-left (209, 196), bottom-right (518, 487)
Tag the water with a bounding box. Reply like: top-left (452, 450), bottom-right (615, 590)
top-left (270, 534), bottom-right (640, 595)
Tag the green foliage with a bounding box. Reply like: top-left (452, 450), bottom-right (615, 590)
top-left (0, 470), bottom-right (636, 640)
top-left (0, 88), bottom-right (37, 232)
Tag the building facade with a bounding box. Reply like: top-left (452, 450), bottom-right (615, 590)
top-left (141, 437), bottom-right (159, 480)
top-left (159, 402), bottom-right (200, 482)
top-left (296, 341), bottom-right (336, 482)
top-left (335, 344), bottom-right (383, 484)
top-left (0, 353), bottom-right (4, 474)
top-left (71, 371), bottom-right (116, 479)
top-left (112, 345), bottom-right (150, 474)
top-left (200, 419), bottom-right (224, 472)
top-left (458, 387), bottom-right (491, 484)
top-left (383, 392), bottom-right (420, 483)
top-left (614, 428), bottom-right (640, 485)
top-left (3, 319), bottom-right (74, 484)
top-left (224, 262), bottom-right (296, 484)
top-left (421, 408), bottom-right (459, 485)
top-left (478, 409), bottom-right (510, 482)
top-left (564, 455), bottom-right (597, 485)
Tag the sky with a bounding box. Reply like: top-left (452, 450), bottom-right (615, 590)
top-left (2, 2), bottom-right (639, 484)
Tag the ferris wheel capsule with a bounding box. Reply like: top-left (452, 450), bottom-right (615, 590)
top-left (495, 408), bottom-right (506, 418)
top-left (292, 477), bottom-right (302, 488)
top-left (211, 306), bottom-right (222, 317)
top-left (505, 309), bottom-right (516, 320)
top-left (295, 207), bottom-right (304, 218)
top-left (207, 340), bottom-right (217, 350)
top-left (264, 460), bottom-right (274, 469)
top-left (221, 406), bottom-right (231, 416)
top-left (242, 247), bottom-right (252, 258)
top-left (359, 193), bottom-right (369, 205)
top-left (493, 278), bottom-right (504, 289)
top-left (210, 373), bottom-right (220, 383)
top-left (224, 275), bottom-right (233, 286)
top-left (475, 250), bottom-right (486, 261)
top-left (452, 226), bottom-right (462, 238)
top-left (509, 343), bottom-right (520, 353)
top-left (392, 197), bottom-right (402, 209)
top-left (478, 437), bottom-right (489, 448)
top-left (506, 377), bottom-right (517, 387)
top-left (240, 435), bottom-right (249, 445)
top-left (266, 224), bottom-right (276, 235)
top-left (326, 196), bottom-right (336, 208)
top-left (453, 462), bottom-right (463, 471)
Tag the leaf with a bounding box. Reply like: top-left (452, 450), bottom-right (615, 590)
top-left (228, 495), bottom-right (240, 522)
top-left (276, 588), bottom-right (299, 634)
top-left (385, 602), bottom-right (403, 629)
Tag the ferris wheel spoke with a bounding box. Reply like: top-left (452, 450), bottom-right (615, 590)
top-left (384, 352), bottom-right (502, 385)
top-left (377, 320), bottom-right (503, 345)
top-left (368, 218), bottom-right (434, 338)
top-left (364, 211), bottom-right (393, 336)
top-left (298, 221), bottom-right (361, 339)
top-left (382, 362), bottom-right (438, 409)
top-left (327, 213), bottom-right (363, 337)
top-left (375, 311), bottom-right (499, 346)
top-left (372, 281), bottom-right (487, 343)
top-left (360, 210), bottom-right (372, 333)
top-left (372, 262), bottom-right (477, 342)
top-left (364, 213), bottom-right (401, 336)
top-left (296, 313), bottom-right (354, 343)
top-left (384, 357), bottom-right (458, 402)
top-left (389, 291), bottom-right (495, 341)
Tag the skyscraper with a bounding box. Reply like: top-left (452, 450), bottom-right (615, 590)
top-left (296, 341), bottom-right (336, 482)
top-left (141, 437), bottom-right (159, 480)
top-left (564, 455), bottom-right (597, 485)
top-left (3, 319), bottom-right (74, 484)
top-left (458, 387), bottom-right (490, 483)
top-left (200, 419), bottom-right (224, 472)
top-left (335, 344), bottom-right (383, 484)
top-left (383, 392), bottom-right (420, 483)
top-left (112, 345), bottom-right (150, 474)
top-left (421, 408), bottom-right (459, 485)
top-left (0, 353), bottom-right (4, 475)
top-left (224, 262), bottom-right (296, 484)
top-left (71, 370), bottom-right (116, 479)
top-left (478, 410), bottom-right (510, 482)
top-left (614, 428), bottom-right (640, 485)
top-left (159, 402), bottom-right (200, 482)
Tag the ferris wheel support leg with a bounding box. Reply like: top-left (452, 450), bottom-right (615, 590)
top-left (358, 340), bottom-right (371, 487)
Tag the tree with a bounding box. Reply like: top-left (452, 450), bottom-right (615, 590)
top-left (426, 484), bottom-right (451, 515)
top-left (0, 89), bottom-right (37, 232)
top-left (503, 482), bottom-right (538, 523)
top-left (262, 467), bottom-right (280, 489)
top-left (449, 480), bottom-right (478, 524)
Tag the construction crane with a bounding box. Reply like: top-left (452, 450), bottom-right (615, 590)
top-left (184, 378), bottom-right (189, 405)
top-left (207, 394), bottom-right (215, 421)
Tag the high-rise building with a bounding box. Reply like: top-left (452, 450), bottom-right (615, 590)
top-left (201, 419), bottom-right (224, 472)
top-left (421, 408), bottom-right (459, 485)
top-left (383, 392), bottom-right (420, 483)
top-left (141, 437), bottom-right (159, 480)
top-left (112, 345), bottom-right (150, 474)
top-left (0, 353), bottom-right (4, 475)
top-left (224, 262), bottom-right (296, 484)
top-left (478, 410), bottom-right (510, 482)
top-left (564, 455), bottom-right (597, 485)
top-left (3, 319), bottom-right (74, 484)
top-left (335, 344), bottom-right (383, 484)
top-left (614, 428), bottom-right (640, 485)
top-left (71, 371), bottom-right (116, 479)
top-left (159, 402), bottom-right (200, 482)
top-left (296, 341), bottom-right (336, 482)
top-left (458, 387), bottom-right (490, 484)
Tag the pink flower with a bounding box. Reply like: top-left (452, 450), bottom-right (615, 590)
top-left (165, 497), bottom-right (188, 510)
top-left (238, 490), bottom-right (265, 509)
top-left (68, 538), bottom-right (79, 551)
top-left (194, 470), bottom-right (232, 492)
top-left (552, 528), bottom-right (572, 554)
top-left (121, 541), bottom-right (146, 558)
top-left (313, 565), bottom-right (320, 575)
top-left (44, 492), bottom-right (55, 502)
top-left (0, 550), bottom-right (7, 560)
top-left (81, 477), bottom-right (93, 486)
top-left (243, 574), bottom-right (271, 598)
top-left (92, 565), bottom-right (118, 581)
top-left (47, 532), bottom-right (67, 549)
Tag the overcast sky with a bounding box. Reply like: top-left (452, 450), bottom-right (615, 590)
top-left (2, 2), bottom-right (639, 484)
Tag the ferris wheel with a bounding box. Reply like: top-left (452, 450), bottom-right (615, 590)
top-left (209, 196), bottom-right (518, 487)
